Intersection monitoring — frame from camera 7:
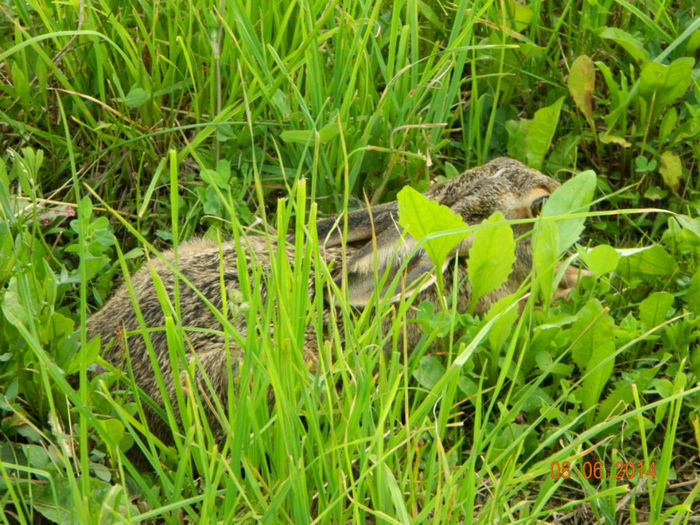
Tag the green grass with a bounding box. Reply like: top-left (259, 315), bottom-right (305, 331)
top-left (1, 0), bottom-right (699, 523)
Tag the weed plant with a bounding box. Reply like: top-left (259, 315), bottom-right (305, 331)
top-left (1, 0), bottom-right (699, 523)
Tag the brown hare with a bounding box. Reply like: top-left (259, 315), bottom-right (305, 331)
top-left (87, 157), bottom-right (580, 444)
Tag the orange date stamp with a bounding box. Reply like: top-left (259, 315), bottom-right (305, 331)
top-left (550, 460), bottom-right (656, 480)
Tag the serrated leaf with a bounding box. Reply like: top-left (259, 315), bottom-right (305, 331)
top-left (397, 186), bottom-right (470, 270)
top-left (467, 211), bottom-right (516, 312)
top-left (599, 27), bottom-right (649, 62)
top-left (568, 55), bottom-right (595, 124)
top-left (658, 151), bottom-right (682, 194)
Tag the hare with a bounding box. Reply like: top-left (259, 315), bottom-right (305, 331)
top-left (87, 157), bottom-right (580, 444)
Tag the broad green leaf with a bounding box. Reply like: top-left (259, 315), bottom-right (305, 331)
top-left (676, 214), bottom-right (700, 239)
top-left (2, 280), bottom-right (27, 329)
top-left (596, 368), bottom-right (657, 424)
top-left (2, 275), bottom-right (41, 328)
top-left (216, 124), bottom-right (234, 142)
top-left (505, 118), bottom-right (530, 162)
top-left (548, 133), bottom-right (580, 171)
top-left (318, 121), bottom-right (340, 143)
top-left (416, 302), bottom-right (454, 338)
top-left (599, 27), bottom-right (649, 62)
top-left (617, 245), bottom-right (678, 276)
top-left (47, 311), bottom-right (74, 342)
top-left (505, 0), bottom-right (533, 32)
top-left (101, 418), bottom-right (126, 444)
top-left (569, 299), bottom-right (616, 423)
top-left (535, 351), bottom-right (573, 376)
top-left (11, 62), bottom-right (30, 102)
top-left (658, 107), bottom-right (677, 144)
top-left (444, 162), bottom-right (460, 180)
top-left (639, 58), bottom-right (694, 109)
top-left (397, 186), bottom-right (470, 270)
top-left (542, 169), bottom-right (596, 255)
top-left (596, 61), bottom-right (621, 109)
top-left (568, 55), bottom-right (595, 124)
top-left (533, 219), bottom-right (559, 302)
top-left (570, 300), bottom-right (613, 372)
top-left (639, 291), bottom-right (674, 328)
top-left (124, 86), bottom-right (149, 108)
top-left (688, 29), bottom-right (700, 54)
top-left (413, 355), bottom-right (445, 390)
top-left (92, 462), bottom-right (112, 483)
top-left (580, 244), bottom-right (620, 277)
top-left (22, 444), bottom-right (51, 469)
top-left (467, 211), bottom-right (516, 312)
top-left (643, 186), bottom-right (668, 201)
top-left (77, 194), bottom-right (93, 221)
top-left (525, 96), bottom-right (564, 170)
top-left (658, 151), bottom-right (682, 194)
top-left (201, 159), bottom-right (232, 189)
top-left (485, 293), bottom-right (520, 351)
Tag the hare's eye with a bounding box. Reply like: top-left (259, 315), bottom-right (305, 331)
top-left (530, 195), bottom-right (548, 217)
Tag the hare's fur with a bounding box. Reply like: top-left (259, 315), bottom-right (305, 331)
top-left (87, 157), bottom-right (570, 442)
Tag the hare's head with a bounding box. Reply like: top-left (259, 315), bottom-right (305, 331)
top-left (428, 157), bottom-right (560, 233)
top-left (317, 157), bottom-right (561, 307)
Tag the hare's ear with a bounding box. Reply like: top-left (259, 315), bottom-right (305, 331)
top-left (316, 201), bottom-right (400, 247)
top-left (344, 223), bottom-right (477, 307)
top-left (343, 226), bottom-right (439, 307)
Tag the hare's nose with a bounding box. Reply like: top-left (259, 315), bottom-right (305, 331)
top-left (530, 195), bottom-right (548, 217)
